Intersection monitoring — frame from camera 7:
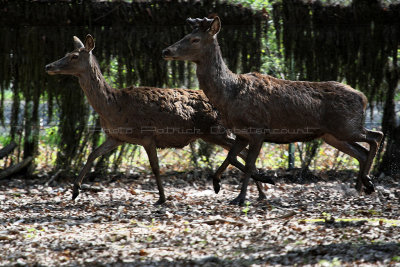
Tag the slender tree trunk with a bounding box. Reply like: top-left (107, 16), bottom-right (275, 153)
top-left (380, 126), bottom-right (400, 176)
top-left (379, 69), bottom-right (399, 176)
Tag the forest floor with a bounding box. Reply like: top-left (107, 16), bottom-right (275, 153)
top-left (0, 169), bottom-right (399, 266)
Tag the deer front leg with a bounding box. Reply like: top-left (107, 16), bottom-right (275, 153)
top-left (211, 158), bottom-right (230, 194)
top-left (212, 137), bottom-right (248, 193)
top-left (202, 135), bottom-right (273, 197)
top-left (144, 142), bottom-right (166, 205)
top-left (230, 139), bottom-right (263, 206)
top-left (72, 138), bottom-right (121, 200)
top-left (236, 147), bottom-right (271, 201)
top-left (211, 138), bottom-right (274, 196)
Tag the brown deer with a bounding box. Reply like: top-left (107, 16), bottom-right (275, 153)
top-left (162, 17), bottom-right (384, 205)
top-left (45, 35), bottom-right (274, 205)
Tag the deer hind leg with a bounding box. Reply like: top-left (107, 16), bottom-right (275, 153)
top-left (72, 138), bottom-right (121, 200)
top-left (144, 142), bottom-right (166, 205)
top-left (357, 130), bottom-right (384, 194)
top-left (322, 134), bottom-right (369, 191)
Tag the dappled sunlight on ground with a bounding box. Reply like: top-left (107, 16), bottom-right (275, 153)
top-left (0, 170), bottom-right (398, 266)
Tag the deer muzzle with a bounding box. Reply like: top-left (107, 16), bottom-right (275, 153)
top-left (45, 63), bottom-right (59, 75)
top-left (162, 48), bottom-right (174, 60)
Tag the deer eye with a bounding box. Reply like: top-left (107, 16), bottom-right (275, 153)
top-left (71, 54), bottom-right (79, 60)
top-left (191, 38), bottom-right (200, 44)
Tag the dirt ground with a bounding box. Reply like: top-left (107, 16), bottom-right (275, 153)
top-left (0, 169), bottom-right (399, 266)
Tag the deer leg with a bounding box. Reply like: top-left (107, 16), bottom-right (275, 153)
top-left (72, 138), bottom-right (121, 200)
top-left (200, 135), bottom-right (238, 193)
top-left (214, 156), bottom-right (270, 199)
top-left (202, 135), bottom-right (273, 198)
top-left (143, 142), bottom-right (166, 205)
top-left (230, 139), bottom-right (264, 206)
top-left (235, 145), bottom-right (268, 201)
top-left (357, 130), bottom-right (384, 194)
top-left (341, 130), bottom-right (383, 194)
top-left (254, 181), bottom-right (267, 201)
top-left (211, 158), bottom-right (230, 194)
top-left (210, 137), bottom-right (248, 194)
top-left (322, 134), bottom-right (368, 191)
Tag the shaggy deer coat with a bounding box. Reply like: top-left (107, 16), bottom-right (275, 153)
top-left (163, 17), bottom-right (383, 205)
top-left (45, 35), bottom-right (273, 205)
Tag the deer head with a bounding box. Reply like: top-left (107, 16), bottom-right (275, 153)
top-left (162, 17), bottom-right (221, 62)
top-left (45, 34), bottom-right (95, 76)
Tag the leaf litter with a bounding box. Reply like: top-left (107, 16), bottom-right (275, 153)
top-left (0, 169), bottom-right (399, 266)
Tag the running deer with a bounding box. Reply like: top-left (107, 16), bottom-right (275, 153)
top-left (45, 35), bottom-right (274, 205)
top-left (162, 17), bottom-right (383, 205)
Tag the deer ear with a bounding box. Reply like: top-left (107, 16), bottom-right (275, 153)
top-left (209, 16), bottom-right (221, 36)
top-left (73, 36), bottom-right (84, 49)
top-left (84, 34), bottom-right (95, 52)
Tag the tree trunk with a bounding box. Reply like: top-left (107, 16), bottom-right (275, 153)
top-left (380, 126), bottom-right (400, 176)
top-left (379, 68), bottom-right (399, 176)
top-left (0, 141), bottom-right (17, 159)
top-left (0, 156), bottom-right (33, 180)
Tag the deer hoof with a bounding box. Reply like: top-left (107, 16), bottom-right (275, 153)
top-left (213, 179), bottom-right (221, 194)
top-left (363, 177), bottom-right (375, 195)
top-left (257, 193), bottom-right (267, 201)
top-left (229, 195), bottom-right (246, 206)
top-left (154, 198), bottom-right (166, 206)
top-left (71, 184), bottom-right (81, 200)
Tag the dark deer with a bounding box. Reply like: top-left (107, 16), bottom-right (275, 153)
top-left (162, 17), bottom-right (384, 205)
top-left (45, 35), bottom-right (274, 205)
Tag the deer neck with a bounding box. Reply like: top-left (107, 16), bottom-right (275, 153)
top-left (78, 55), bottom-right (116, 118)
top-left (196, 40), bottom-right (237, 111)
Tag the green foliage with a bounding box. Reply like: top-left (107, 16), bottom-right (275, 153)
top-left (230, 0), bottom-right (271, 10)
top-left (242, 201), bottom-right (251, 217)
top-left (0, 134), bottom-right (12, 146)
top-left (102, 57), bottom-right (119, 88)
top-left (297, 140), bottom-right (323, 170)
top-left (392, 256), bottom-right (400, 262)
top-left (2, 89), bottom-right (13, 101)
top-left (318, 257), bottom-right (341, 267)
top-left (395, 82), bottom-right (400, 101)
top-left (40, 126), bottom-right (60, 146)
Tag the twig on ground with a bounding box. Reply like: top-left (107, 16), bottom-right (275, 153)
top-left (45, 169), bottom-right (63, 186)
top-left (192, 218), bottom-right (245, 227)
top-left (265, 210), bottom-right (297, 220)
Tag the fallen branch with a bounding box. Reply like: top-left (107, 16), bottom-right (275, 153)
top-left (192, 218), bottom-right (245, 227)
top-left (0, 141), bottom-right (17, 159)
top-left (80, 184), bottom-right (104, 193)
top-left (44, 169), bottom-right (63, 186)
top-left (265, 211), bottom-right (297, 220)
top-left (0, 156), bottom-right (33, 180)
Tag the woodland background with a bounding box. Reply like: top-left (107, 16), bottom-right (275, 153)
top-left (0, 1), bottom-right (400, 266)
top-left (0, 0), bottom-right (399, 179)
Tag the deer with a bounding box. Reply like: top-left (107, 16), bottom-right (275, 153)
top-left (162, 17), bottom-right (384, 205)
top-left (45, 34), bottom-right (274, 205)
